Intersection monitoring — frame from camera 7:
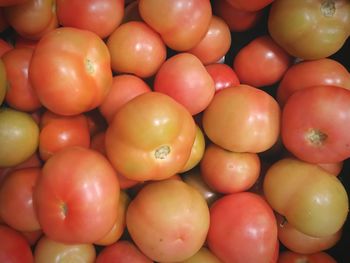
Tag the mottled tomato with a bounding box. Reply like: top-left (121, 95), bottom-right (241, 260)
top-left (29, 27), bottom-right (113, 116)
top-left (105, 91), bottom-right (196, 181)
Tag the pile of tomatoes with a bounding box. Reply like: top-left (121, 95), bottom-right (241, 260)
top-left (0, 0), bottom-right (350, 262)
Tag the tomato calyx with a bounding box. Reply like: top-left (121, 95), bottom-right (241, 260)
top-left (154, 145), bottom-right (171, 160)
top-left (321, 0), bottom-right (336, 17)
top-left (306, 129), bottom-right (328, 147)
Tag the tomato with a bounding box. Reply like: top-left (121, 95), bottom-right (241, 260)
top-left (281, 85), bottom-right (350, 164)
top-left (29, 27), bottom-right (113, 116)
top-left (207, 192), bottom-right (278, 263)
top-left (276, 213), bottom-right (342, 254)
top-left (56, 0), bottom-right (124, 39)
top-left (105, 91), bottom-right (196, 181)
top-left (277, 251), bottom-right (337, 263)
top-left (226, 0), bottom-right (273, 12)
top-left (268, 0), bottom-right (350, 59)
top-left (126, 179), bottom-right (210, 262)
top-left (20, 229), bottom-right (43, 246)
top-left (0, 58), bottom-right (6, 105)
top-left (202, 84), bottom-right (281, 153)
top-left (33, 146), bottom-right (120, 243)
top-left (181, 247), bottom-right (222, 263)
top-left (4, 0), bottom-right (58, 40)
top-left (205, 63), bottom-right (240, 93)
top-left (34, 235), bottom-right (96, 263)
top-left (0, 38), bottom-right (13, 57)
top-left (96, 240), bottom-right (153, 263)
top-left (0, 224), bottom-right (34, 263)
top-left (188, 15), bottom-right (231, 65)
top-left (263, 158), bottom-right (348, 237)
top-left (107, 20), bottom-right (166, 78)
top-left (213, 0), bottom-right (263, 32)
top-left (138, 0), bottom-right (212, 51)
top-left (200, 143), bottom-right (261, 194)
top-left (276, 58), bottom-right (350, 106)
top-left (2, 47), bottom-right (41, 112)
top-left (318, 161), bottom-right (343, 176)
top-left (154, 53), bottom-right (215, 115)
top-left (14, 34), bottom-right (38, 49)
top-left (0, 108), bottom-right (39, 167)
top-left (99, 74), bottom-right (151, 123)
top-left (122, 0), bottom-right (141, 23)
top-left (0, 167), bottom-right (40, 232)
top-left (233, 35), bottom-right (293, 87)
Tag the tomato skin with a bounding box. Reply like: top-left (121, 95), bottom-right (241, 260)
top-left (105, 91), bottom-right (196, 181)
top-left (277, 58), bottom-right (350, 106)
top-left (205, 63), bottom-right (240, 93)
top-left (0, 224), bottom-right (34, 263)
top-left (29, 27), bottom-right (113, 116)
top-left (154, 53), bottom-right (215, 115)
top-left (202, 84), bottom-right (280, 153)
top-left (207, 192), bottom-right (278, 263)
top-left (233, 35), bottom-right (293, 87)
top-left (268, 0), bottom-right (350, 60)
top-left (277, 251), bottom-right (337, 263)
top-left (138, 0), bottom-right (212, 51)
top-left (226, 0), bottom-right (273, 12)
top-left (0, 59), bottom-right (6, 105)
top-left (0, 38), bottom-right (13, 57)
top-left (56, 0), bottom-right (124, 39)
top-left (281, 85), bottom-right (350, 164)
top-left (33, 146), bottom-right (120, 244)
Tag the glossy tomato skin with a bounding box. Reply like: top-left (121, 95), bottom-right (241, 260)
top-left (205, 63), bottom-right (240, 93)
top-left (33, 146), bottom-right (120, 244)
top-left (207, 192), bottom-right (278, 263)
top-left (281, 85), bottom-right (350, 164)
top-left (277, 58), bottom-right (350, 106)
top-left (105, 91), bottom-right (196, 181)
top-left (29, 27), bottom-right (113, 116)
top-left (56, 0), bottom-right (124, 39)
top-left (268, 0), bottom-right (350, 60)
top-left (202, 84), bottom-right (280, 153)
top-left (138, 0), bottom-right (212, 51)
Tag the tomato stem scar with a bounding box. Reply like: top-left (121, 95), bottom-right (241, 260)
top-left (306, 129), bottom-right (328, 146)
top-left (321, 0), bottom-right (336, 17)
top-left (155, 145), bottom-right (171, 160)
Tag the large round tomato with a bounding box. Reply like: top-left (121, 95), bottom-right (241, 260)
top-left (33, 146), bottom-right (120, 243)
top-left (207, 192), bottom-right (278, 263)
top-left (268, 0), bottom-right (350, 59)
top-left (105, 91), bottom-right (196, 181)
top-left (29, 27), bottom-right (113, 116)
top-left (202, 84), bottom-right (280, 153)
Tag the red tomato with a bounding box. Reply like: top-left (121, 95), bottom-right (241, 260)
top-left (281, 85), bottom-right (350, 163)
top-left (233, 35), bottom-right (293, 87)
top-left (20, 229), bottom-right (43, 246)
top-left (0, 38), bottom-right (13, 57)
top-left (0, 167), bottom-right (41, 232)
top-left (226, 0), bottom-right (273, 12)
top-left (213, 0), bottom-right (263, 32)
top-left (2, 47), bottom-right (41, 112)
top-left (188, 15), bottom-right (231, 65)
top-left (33, 146), bottom-right (120, 243)
top-left (205, 63), bottom-right (240, 93)
top-left (107, 21), bottom-right (166, 78)
top-left (154, 53), bottom-right (215, 115)
top-left (202, 84), bottom-right (281, 153)
top-left (29, 27), bottom-right (113, 116)
top-left (105, 91), bottom-right (196, 181)
top-left (0, 224), bottom-right (34, 263)
top-left (96, 240), bottom-right (153, 263)
top-left (277, 251), bottom-right (337, 263)
top-left (277, 58), bottom-right (350, 106)
top-left (207, 192), bottom-right (278, 263)
top-left (99, 74), bottom-right (151, 123)
top-left (138, 0), bottom-right (212, 51)
top-left (56, 0), bottom-right (124, 39)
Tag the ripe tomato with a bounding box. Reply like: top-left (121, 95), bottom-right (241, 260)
top-left (29, 27), bottom-right (113, 116)
top-left (226, 0), bottom-right (273, 12)
top-left (277, 251), bottom-right (337, 263)
top-left (205, 63), bottom-right (240, 93)
top-left (56, 0), bottom-right (124, 39)
top-left (233, 35), bottom-right (293, 87)
top-left (268, 0), bottom-right (350, 59)
top-left (33, 146), bottom-right (120, 243)
top-left (207, 192), bottom-right (278, 263)
top-left (0, 38), bottom-right (13, 57)
top-left (107, 21), bottom-right (167, 78)
top-left (105, 91), bottom-right (196, 181)
top-left (263, 158), bottom-right (348, 237)
top-left (202, 84), bottom-right (280, 153)
top-left (276, 58), bottom-right (350, 106)
top-left (281, 85), bottom-right (350, 164)
top-left (126, 179), bottom-right (210, 262)
top-left (154, 53), bottom-right (215, 115)
top-left (138, 0), bottom-right (212, 51)
top-left (0, 224), bottom-right (34, 263)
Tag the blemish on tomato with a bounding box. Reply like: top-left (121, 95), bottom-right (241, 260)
top-left (85, 58), bottom-right (95, 74)
top-left (321, 0), bottom-right (336, 17)
top-left (305, 129), bottom-right (328, 146)
top-left (154, 145), bottom-right (171, 160)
